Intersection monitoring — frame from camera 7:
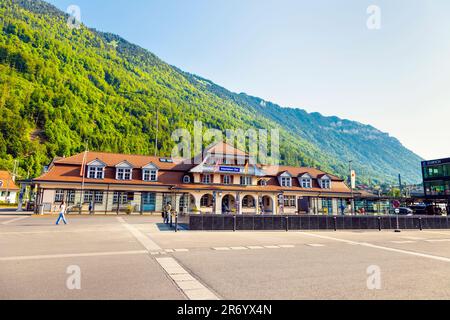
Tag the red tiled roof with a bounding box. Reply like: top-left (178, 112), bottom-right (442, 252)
top-left (54, 152), bottom-right (194, 171)
top-left (261, 165), bottom-right (343, 181)
top-left (205, 142), bottom-right (248, 156)
top-left (0, 171), bottom-right (19, 191)
top-left (34, 150), bottom-right (350, 194)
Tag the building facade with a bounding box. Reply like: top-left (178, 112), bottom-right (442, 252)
top-left (422, 158), bottom-right (450, 199)
top-left (0, 170), bottom-right (19, 204)
top-left (33, 143), bottom-right (355, 215)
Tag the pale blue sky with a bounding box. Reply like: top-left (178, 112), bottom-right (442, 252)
top-left (48, 0), bottom-right (450, 160)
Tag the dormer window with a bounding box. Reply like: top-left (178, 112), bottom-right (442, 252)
top-left (299, 174), bottom-right (312, 188)
top-left (258, 179), bottom-right (268, 186)
top-left (183, 175), bottom-right (191, 183)
top-left (86, 159), bottom-right (106, 179)
top-left (117, 168), bottom-right (132, 180)
top-left (301, 178), bottom-right (312, 188)
top-left (142, 163), bottom-right (158, 182)
top-left (143, 169), bottom-right (157, 182)
top-left (279, 172), bottom-right (292, 187)
top-left (280, 177), bottom-right (292, 187)
top-left (115, 161), bottom-right (133, 180)
top-left (319, 175), bottom-right (332, 189)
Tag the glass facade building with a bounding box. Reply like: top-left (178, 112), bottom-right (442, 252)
top-left (422, 158), bottom-right (450, 198)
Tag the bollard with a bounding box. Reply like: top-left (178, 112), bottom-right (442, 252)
top-left (333, 216), bottom-right (337, 231)
top-left (286, 216), bottom-right (289, 232)
top-left (233, 215), bottom-right (236, 232)
top-left (175, 216), bottom-right (178, 233)
top-left (378, 216), bottom-right (382, 231)
top-left (419, 217), bottom-right (422, 231)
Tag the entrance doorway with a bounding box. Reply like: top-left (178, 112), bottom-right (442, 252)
top-left (222, 194), bottom-right (235, 214)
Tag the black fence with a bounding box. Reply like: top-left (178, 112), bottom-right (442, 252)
top-left (189, 214), bottom-right (450, 231)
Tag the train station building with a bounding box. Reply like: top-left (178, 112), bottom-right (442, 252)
top-left (33, 142), bottom-right (356, 215)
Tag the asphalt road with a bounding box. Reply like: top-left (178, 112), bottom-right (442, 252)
top-left (1, 213), bottom-right (450, 300)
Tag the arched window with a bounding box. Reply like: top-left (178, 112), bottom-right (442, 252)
top-left (242, 195), bottom-right (256, 208)
top-left (200, 194), bottom-right (213, 207)
top-left (183, 175), bottom-right (191, 183)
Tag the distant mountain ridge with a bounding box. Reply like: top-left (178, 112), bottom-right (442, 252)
top-left (0, 0), bottom-right (422, 184)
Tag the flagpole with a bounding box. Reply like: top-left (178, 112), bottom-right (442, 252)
top-left (79, 141), bottom-right (88, 214)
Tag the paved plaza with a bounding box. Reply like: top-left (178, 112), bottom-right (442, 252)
top-left (1, 212), bottom-right (450, 300)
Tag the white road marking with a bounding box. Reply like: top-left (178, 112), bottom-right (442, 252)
top-left (247, 246), bottom-right (264, 250)
top-left (156, 257), bottom-right (219, 300)
top-left (422, 231), bottom-right (450, 236)
top-left (213, 247), bottom-right (230, 251)
top-left (278, 244), bottom-right (295, 248)
top-left (230, 246), bottom-right (248, 250)
top-left (116, 217), bottom-right (161, 251)
top-left (0, 227), bottom-right (127, 235)
top-left (391, 241), bottom-right (416, 244)
top-left (264, 245), bottom-right (280, 249)
top-left (1, 216), bottom-right (29, 225)
top-left (117, 217), bottom-right (213, 299)
top-left (301, 232), bottom-right (450, 263)
top-left (307, 244), bottom-right (325, 247)
top-left (0, 250), bottom-right (147, 261)
top-left (402, 236), bottom-right (426, 241)
top-left (425, 239), bottom-right (450, 243)
top-left (174, 249), bottom-right (189, 252)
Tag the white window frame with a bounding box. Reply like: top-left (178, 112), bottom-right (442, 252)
top-left (240, 176), bottom-right (252, 186)
top-left (200, 194), bottom-right (212, 207)
top-left (113, 192), bottom-right (129, 205)
top-left (67, 190), bottom-right (76, 203)
top-left (54, 190), bottom-right (64, 202)
top-left (320, 178), bottom-right (331, 189)
top-left (202, 174), bottom-right (212, 184)
top-left (116, 168), bottom-right (132, 180)
top-left (280, 177), bottom-right (292, 187)
top-left (143, 169), bottom-right (158, 182)
top-left (301, 178), bottom-right (312, 188)
top-left (223, 175), bottom-right (231, 185)
top-left (284, 195), bottom-right (296, 207)
top-left (87, 166), bottom-right (104, 179)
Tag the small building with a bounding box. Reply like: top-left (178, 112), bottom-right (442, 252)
top-left (422, 158), bottom-right (450, 198)
top-left (0, 170), bottom-right (19, 204)
top-left (33, 142), bottom-right (356, 215)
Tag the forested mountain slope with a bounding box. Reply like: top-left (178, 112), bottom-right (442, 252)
top-left (0, 0), bottom-right (422, 183)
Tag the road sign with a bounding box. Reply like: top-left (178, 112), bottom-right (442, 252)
top-left (395, 208), bottom-right (400, 214)
top-left (392, 200), bottom-right (401, 208)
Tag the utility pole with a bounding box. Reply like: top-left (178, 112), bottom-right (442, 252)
top-left (12, 160), bottom-right (18, 182)
top-left (154, 105), bottom-right (159, 157)
top-left (398, 174), bottom-right (403, 198)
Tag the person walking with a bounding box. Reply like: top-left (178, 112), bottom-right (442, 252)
top-left (56, 201), bottom-right (68, 225)
top-left (88, 201), bottom-right (94, 215)
top-left (163, 202), bottom-right (172, 224)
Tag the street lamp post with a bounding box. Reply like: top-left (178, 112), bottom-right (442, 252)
top-left (349, 160), bottom-right (355, 215)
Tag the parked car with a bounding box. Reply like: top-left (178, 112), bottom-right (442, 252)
top-left (389, 207), bottom-right (413, 216)
top-left (408, 205), bottom-right (427, 215)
